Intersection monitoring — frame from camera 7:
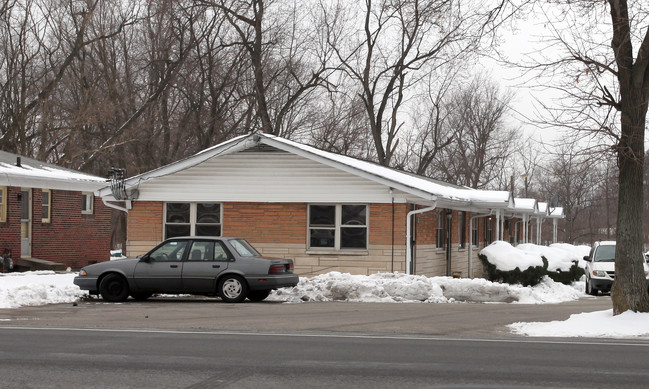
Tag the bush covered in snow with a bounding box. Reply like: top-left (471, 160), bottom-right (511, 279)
top-left (479, 241), bottom-right (586, 286)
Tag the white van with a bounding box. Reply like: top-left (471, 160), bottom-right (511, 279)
top-left (583, 241), bottom-right (649, 296)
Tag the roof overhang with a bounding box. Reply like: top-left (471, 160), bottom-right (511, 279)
top-left (0, 171), bottom-right (107, 192)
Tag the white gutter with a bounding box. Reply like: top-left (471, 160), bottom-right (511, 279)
top-left (406, 203), bottom-right (437, 275)
top-left (468, 211), bottom-right (494, 279)
top-left (102, 197), bottom-right (132, 213)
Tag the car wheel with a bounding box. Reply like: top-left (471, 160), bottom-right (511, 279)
top-left (247, 290), bottom-right (271, 302)
top-left (218, 275), bottom-right (248, 303)
top-left (99, 274), bottom-right (130, 302)
top-left (585, 278), bottom-right (598, 296)
top-left (130, 292), bottom-right (153, 301)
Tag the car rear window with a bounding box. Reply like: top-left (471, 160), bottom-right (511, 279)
top-left (228, 239), bottom-right (260, 257)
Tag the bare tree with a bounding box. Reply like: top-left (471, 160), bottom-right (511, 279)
top-left (400, 71), bottom-right (456, 175)
top-left (199, 0), bottom-right (335, 137)
top-left (522, 0), bottom-right (649, 313)
top-left (432, 75), bottom-right (516, 189)
top-left (0, 0), bottom-right (135, 159)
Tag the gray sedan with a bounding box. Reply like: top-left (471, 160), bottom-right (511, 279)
top-left (74, 237), bottom-right (299, 303)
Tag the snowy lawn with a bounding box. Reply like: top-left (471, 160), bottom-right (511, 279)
top-left (1, 269), bottom-right (648, 339)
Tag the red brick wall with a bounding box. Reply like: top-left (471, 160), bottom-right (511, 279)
top-left (31, 189), bottom-right (112, 269)
top-left (127, 201), bottom-right (411, 248)
top-left (127, 201), bottom-right (163, 242)
top-left (223, 203), bottom-right (307, 244)
top-left (0, 187), bottom-right (22, 256)
top-left (0, 187), bottom-right (112, 269)
top-left (369, 203), bottom-right (408, 246)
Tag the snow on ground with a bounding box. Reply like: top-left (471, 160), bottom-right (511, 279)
top-left (0, 241), bottom-right (647, 338)
top-left (509, 310), bottom-right (649, 338)
top-left (268, 272), bottom-right (583, 304)
top-left (0, 271), bottom-right (85, 309)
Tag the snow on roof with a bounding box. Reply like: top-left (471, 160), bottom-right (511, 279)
top-left (0, 150), bottom-right (106, 191)
top-left (510, 198), bottom-right (537, 213)
top-left (102, 133), bottom-right (513, 209)
top-left (261, 134), bottom-right (513, 207)
top-left (548, 206), bottom-right (564, 218)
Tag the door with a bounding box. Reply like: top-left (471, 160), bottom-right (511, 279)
top-left (181, 240), bottom-right (230, 293)
top-left (20, 189), bottom-right (31, 257)
top-left (133, 240), bottom-right (187, 292)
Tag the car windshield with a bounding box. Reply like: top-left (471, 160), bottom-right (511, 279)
top-left (228, 239), bottom-right (260, 257)
top-left (593, 245), bottom-right (615, 262)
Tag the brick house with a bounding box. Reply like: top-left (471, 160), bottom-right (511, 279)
top-left (0, 151), bottom-right (112, 270)
top-left (99, 133), bottom-right (558, 278)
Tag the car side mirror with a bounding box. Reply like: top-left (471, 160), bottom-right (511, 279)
top-left (583, 256), bottom-right (591, 262)
top-left (140, 254), bottom-right (151, 262)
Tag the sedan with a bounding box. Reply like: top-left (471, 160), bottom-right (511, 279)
top-left (74, 237), bottom-right (299, 303)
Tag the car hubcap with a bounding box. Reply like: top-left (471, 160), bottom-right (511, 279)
top-left (222, 279), bottom-right (242, 299)
top-left (108, 281), bottom-right (123, 297)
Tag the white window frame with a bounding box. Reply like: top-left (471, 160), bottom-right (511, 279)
top-left (307, 204), bottom-right (368, 251)
top-left (436, 210), bottom-right (445, 249)
top-left (164, 202), bottom-right (222, 239)
top-left (0, 186), bottom-right (6, 222)
top-left (81, 192), bottom-right (94, 214)
top-left (42, 189), bottom-right (51, 223)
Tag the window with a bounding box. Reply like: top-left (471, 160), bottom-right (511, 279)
top-left (471, 220), bottom-right (479, 247)
top-left (42, 189), bottom-right (51, 223)
top-left (164, 203), bottom-right (221, 239)
top-left (229, 239), bottom-right (260, 257)
top-left (148, 240), bottom-right (188, 262)
top-left (484, 217), bottom-right (493, 245)
top-left (308, 204), bottom-right (367, 250)
top-left (0, 187), bottom-right (6, 222)
top-left (458, 211), bottom-right (466, 249)
top-left (81, 192), bottom-right (94, 214)
top-left (188, 240), bottom-right (231, 261)
top-left (436, 210), bottom-right (445, 249)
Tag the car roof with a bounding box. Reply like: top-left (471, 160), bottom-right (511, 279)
top-left (594, 240), bottom-right (616, 247)
top-left (166, 236), bottom-right (242, 241)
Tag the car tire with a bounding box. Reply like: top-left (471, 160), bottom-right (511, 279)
top-left (130, 292), bottom-right (153, 301)
top-left (218, 275), bottom-right (248, 303)
top-left (585, 278), bottom-right (598, 296)
top-left (99, 274), bottom-right (130, 302)
top-left (247, 290), bottom-right (271, 302)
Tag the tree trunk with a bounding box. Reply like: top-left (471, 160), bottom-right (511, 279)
top-left (611, 108), bottom-right (649, 313)
top-left (607, 0), bottom-right (649, 314)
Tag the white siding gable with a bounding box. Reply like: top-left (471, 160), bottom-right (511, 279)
top-left (137, 151), bottom-right (396, 203)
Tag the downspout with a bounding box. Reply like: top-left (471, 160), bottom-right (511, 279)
top-left (102, 197), bottom-right (132, 213)
top-left (406, 202), bottom-right (437, 275)
top-left (468, 211), bottom-right (494, 279)
top-left (495, 209), bottom-right (501, 241)
top-left (391, 191), bottom-right (395, 273)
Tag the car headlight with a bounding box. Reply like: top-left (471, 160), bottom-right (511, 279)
top-left (79, 269), bottom-right (87, 276)
top-left (592, 270), bottom-right (607, 277)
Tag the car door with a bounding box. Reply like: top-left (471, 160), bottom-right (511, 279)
top-left (133, 240), bottom-right (188, 292)
top-left (181, 240), bottom-right (230, 294)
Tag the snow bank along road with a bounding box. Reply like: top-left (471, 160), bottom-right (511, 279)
top-left (0, 296), bottom-right (613, 338)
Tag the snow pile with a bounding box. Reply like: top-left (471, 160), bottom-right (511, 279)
top-left (479, 241), bottom-right (544, 271)
top-left (509, 309), bottom-right (649, 338)
top-left (480, 241), bottom-right (591, 271)
top-left (0, 271), bottom-right (85, 309)
top-left (269, 271), bottom-right (583, 304)
top-left (550, 243), bottom-right (591, 268)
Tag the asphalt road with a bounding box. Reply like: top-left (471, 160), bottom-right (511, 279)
top-left (1, 296), bottom-right (648, 388)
